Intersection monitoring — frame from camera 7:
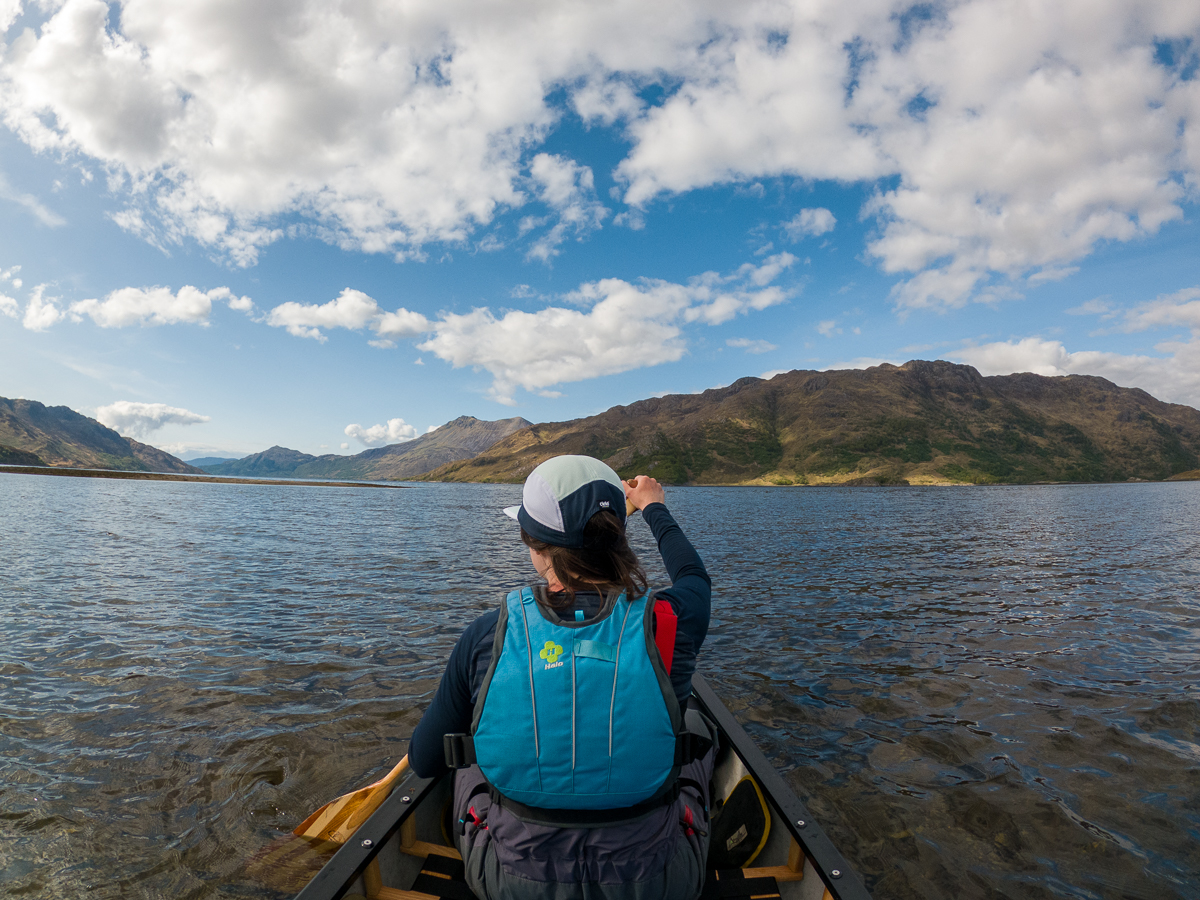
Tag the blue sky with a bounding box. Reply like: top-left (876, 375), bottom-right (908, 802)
top-left (1, 0), bottom-right (1198, 460)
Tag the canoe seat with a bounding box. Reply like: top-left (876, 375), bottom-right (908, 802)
top-left (410, 854), bottom-right (477, 900)
top-left (701, 868), bottom-right (782, 900)
top-left (366, 853), bottom-right (478, 900)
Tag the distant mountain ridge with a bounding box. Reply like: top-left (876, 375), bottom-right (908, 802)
top-left (200, 415), bottom-right (532, 481)
top-left (420, 360), bottom-right (1200, 485)
top-left (11, 362), bottom-right (1200, 487)
top-left (0, 397), bottom-right (201, 474)
top-left (185, 456), bottom-right (241, 467)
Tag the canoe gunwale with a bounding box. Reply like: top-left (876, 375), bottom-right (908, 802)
top-left (691, 674), bottom-right (872, 900)
top-left (292, 770), bottom-right (439, 900)
top-left (291, 672), bottom-right (873, 900)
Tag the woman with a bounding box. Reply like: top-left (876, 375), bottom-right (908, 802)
top-left (408, 454), bottom-right (713, 899)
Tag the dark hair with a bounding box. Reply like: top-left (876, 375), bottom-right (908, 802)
top-left (521, 509), bottom-right (648, 608)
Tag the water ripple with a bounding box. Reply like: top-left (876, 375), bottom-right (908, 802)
top-left (1, 476), bottom-right (1198, 898)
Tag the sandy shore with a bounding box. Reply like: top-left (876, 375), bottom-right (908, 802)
top-left (0, 465), bottom-right (408, 489)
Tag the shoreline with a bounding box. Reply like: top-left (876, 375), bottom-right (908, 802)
top-left (5, 463), bottom-right (1195, 489)
top-left (0, 465), bottom-right (408, 489)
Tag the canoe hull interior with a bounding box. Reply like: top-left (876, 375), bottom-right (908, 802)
top-left (289, 675), bottom-right (871, 900)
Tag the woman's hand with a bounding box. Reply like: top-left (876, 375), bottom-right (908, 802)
top-left (623, 475), bottom-right (666, 511)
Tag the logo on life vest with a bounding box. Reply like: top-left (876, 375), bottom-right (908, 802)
top-left (539, 640), bottom-right (564, 669)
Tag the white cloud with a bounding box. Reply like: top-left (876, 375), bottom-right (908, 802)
top-left (572, 76), bottom-right (644, 126)
top-left (69, 285), bottom-right (246, 328)
top-left (4, 1), bottom-right (1195, 303)
top-left (861, 4), bottom-right (1198, 309)
top-left (783, 208), bottom-right (836, 240)
top-left (376, 306), bottom-right (432, 337)
top-left (1067, 297), bottom-right (1118, 318)
top-left (0, 266), bottom-right (18, 317)
top-left (727, 337), bottom-right (777, 354)
top-left (227, 293), bottom-right (255, 313)
top-left (1121, 287), bottom-right (1200, 333)
top-left (737, 252), bottom-right (796, 288)
top-left (344, 418), bottom-right (419, 447)
top-left (525, 153), bottom-right (608, 262)
top-left (824, 356), bottom-right (897, 371)
top-left (0, 0), bottom-right (557, 263)
top-left (95, 400), bottom-right (210, 438)
top-left (264, 256), bottom-right (794, 402)
top-left (0, 0), bottom-right (21, 34)
top-left (418, 254), bottom-right (793, 404)
top-left (954, 337), bottom-right (1200, 409)
top-left (0, 170), bottom-right (66, 227)
top-left (267, 288), bottom-right (430, 342)
top-left (614, 2), bottom-right (1200, 309)
top-left (341, 442), bottom-right (350, 450)
top-left (425, 424), bottom-right (440, 433)
top-left (817, 319), bottom-right (840, 337)
top-left (22, 284), bottom-right (65, 331)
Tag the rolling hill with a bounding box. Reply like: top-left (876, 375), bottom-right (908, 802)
top-left (419, 360), bottom-right (1200, 486)
top-left (199, 415), bottom-right (532, 481)
top-left (0, 397), bottom-right (201, 474)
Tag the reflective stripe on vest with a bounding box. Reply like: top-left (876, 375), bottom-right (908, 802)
top-left (472, 587), bottom-right (677, 810)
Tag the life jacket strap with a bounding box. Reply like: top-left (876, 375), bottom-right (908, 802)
top-left (449, 727), bottom-right (707, 771)
top-left (487, 778), bottom-right (682, 828)
top-left (653, 598), bottom-right (678, 676)
top-left (444, 732), bottom-right (477, 769)
top-left (674, 727), bottom-right (712, 766)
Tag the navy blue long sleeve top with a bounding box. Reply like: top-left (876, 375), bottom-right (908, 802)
top-left (407, 502), bottom-right (711, 778)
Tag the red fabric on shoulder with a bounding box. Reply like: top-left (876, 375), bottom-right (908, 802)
top-left (653, 598), bottom-right (677, 676)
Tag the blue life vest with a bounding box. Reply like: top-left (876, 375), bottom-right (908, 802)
top-left (471, 586), bottom-right (681, 811)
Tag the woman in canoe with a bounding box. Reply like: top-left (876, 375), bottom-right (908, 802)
top-left (408, 454), bottom-right (714, 899)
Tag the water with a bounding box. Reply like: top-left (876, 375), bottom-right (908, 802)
top-left (1, 474), bottom-right (1197, 899)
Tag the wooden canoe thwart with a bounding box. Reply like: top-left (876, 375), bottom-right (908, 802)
top-left (277, 674), bottom-right (872, 900)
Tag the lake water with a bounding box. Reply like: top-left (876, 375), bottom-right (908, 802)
top-left (1, 473), bottom-right (1197, 899)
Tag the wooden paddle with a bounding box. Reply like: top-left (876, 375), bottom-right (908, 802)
top-left (625, 477), bottom-right (639, 516)
top-left (292, 754), bottom-right (411, 844)
top-left (244, 755), bottom-right (411, 891)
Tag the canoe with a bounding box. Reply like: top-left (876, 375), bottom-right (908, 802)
top-left (289, 673), bottom-right (873, 900)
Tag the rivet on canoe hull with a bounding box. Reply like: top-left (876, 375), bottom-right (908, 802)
top-left (402, 796), bottom-right (411, 803)
top-left (831, 869), bottom-right (842, 878)
top-left (796, 820), bottom-right (806, 827)
top-left (361, 839), bottom-right (373, 848)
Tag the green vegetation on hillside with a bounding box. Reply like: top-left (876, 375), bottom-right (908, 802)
top-left (0, 444), bottom-right (45, 466)
top-left (420, 361), bottom-right (1200, 486)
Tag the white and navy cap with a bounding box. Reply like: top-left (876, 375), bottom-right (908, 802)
top-left (503, 455), bottom-right (626, 548)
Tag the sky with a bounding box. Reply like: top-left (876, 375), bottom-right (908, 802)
top-left (0, 0), bottom-right (1198, 460)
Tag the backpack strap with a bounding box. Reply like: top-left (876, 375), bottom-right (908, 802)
top-left (653, 598), bottom-right (678, 676)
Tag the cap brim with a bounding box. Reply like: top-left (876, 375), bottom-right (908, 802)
top-left (503, 505), bottom-right (521, 520)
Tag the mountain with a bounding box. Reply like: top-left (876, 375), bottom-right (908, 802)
top-left (201, 445), bottom-right (318, 477)
top-left (0, 444), bottom-right (46, 466)
top-left (185, 456), bottom-right (243, 467)
top-left (419, 360), bottom-right (1200, 485)
top-left (200, 416), bottom-right (532, 481)
top-left (0, 397), bottom-right (202, 474)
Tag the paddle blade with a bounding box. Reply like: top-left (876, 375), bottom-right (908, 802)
top-left (245, 833), bottom-right (340, 894)
top-left (293, 755), bottom-right (410, 844)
